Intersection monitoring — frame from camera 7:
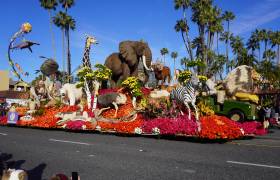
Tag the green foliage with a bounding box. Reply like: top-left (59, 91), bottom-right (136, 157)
top-left (139, 98), bottom-right (148, 109)
top-left (121, 77), bottom-right (142, 97)
top-left (92, 64), bottom-right (112, 81)
top-left (55, 99), bottom-right (63, 108)
top-left (76, 64), bottom-right (112, 89)
top-left (197, 75), bottom-right (207, 82)
top-left (144, 98), bottom-right (180, 119)
top-left (187, 59), bottom-right (205, 68)
top-left (32, 107), bottom-right (45, 117)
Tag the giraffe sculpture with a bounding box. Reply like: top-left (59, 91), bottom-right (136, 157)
top-left (82, 35), bottom-right (98, 68)
top-left (81, 35), bottom-right (99, 110)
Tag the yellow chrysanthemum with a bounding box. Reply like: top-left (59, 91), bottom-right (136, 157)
top-left (198, 75), bottom-right (208, 82)
top-left (21, 22), bottom-right (32, 33)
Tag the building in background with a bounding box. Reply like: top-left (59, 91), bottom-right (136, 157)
top-left (0, 70), bottom-right (9, 91)
top-left (0, 70), bottom-right (30, 107)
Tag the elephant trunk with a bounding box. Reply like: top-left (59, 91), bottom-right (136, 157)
top-left (142, 55), bottom-right (152, 71)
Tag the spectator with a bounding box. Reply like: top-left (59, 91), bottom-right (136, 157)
top-left (50, 173), bottom-right (80, 180)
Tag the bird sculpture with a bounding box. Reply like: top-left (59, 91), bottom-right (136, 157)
top-left (11, 40), bottom-right (40, 52)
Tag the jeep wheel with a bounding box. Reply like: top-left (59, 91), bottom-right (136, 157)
top-left (228, 110), bottom-right (245, 121)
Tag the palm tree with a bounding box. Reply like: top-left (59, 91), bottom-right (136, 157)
top-left (263, 49), bottom-right (276, 62)
top-left (222, 11), bottom-right (235, 35)
top-left (222, 11), bottom-right (235, 71)
top-left (253, 29), bottom-right (262, 61)
top-left (230, 35), bottom-right (246, 66)
top-left (174, 0), bottom-right (194, 61)
top-left (171, 51), bottom-right (178, 76)
top-left (39, 0), bottom-right (58, 60)
top-left (53, 11), bottom-right (67, 75)
top-left (220, 31), bottom-right (232, 72)
top-left (228, 59), bottom-right (236, 71)
top-left (191, 0), bottom-right (211, 68)
top-left (247, 31), bottom-right (260, 57)
top-left (207, 6), bottom-right (222, 51)
top-left (258, 29), bottom-right (270, 60)
top-left (270, 31), bottom-right (280, 66)
top-left (210, 54), bottom-right (226, 80)
top-left (59, 0), bottom-right (74, 12)
top-left (215, 18), bottom-right (223, 55)
top-left (180, 57), bottom-right (189, 69)
top-left (160, 48), bottom-right (169, 65)
top-left (64, 14), bottom-right (75, 82)
top-left (58, 0), bottom-right (75, 82)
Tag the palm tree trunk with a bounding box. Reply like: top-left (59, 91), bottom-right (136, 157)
top-left (173, 58), bottom-right (176, 77)
top-left (48, 9), bottom-right (56, 60)
top-left (66, 28), bottom-right (71, 83)
top-left (62, 29), bottom-right (66, 82)
top-left (182, 9), bottom-right (194, 61)
top-left (200, 25), bottom-right (206, 73)
top-left (181, 32), bottom-right (191, 58)
top-left (226, 40), bottom-right (229, 73)
top-left (62, 30), bottom-right (65, 72)
top-left (265, 40), bottom-right (268, 61)
top-left (206, 31), bottom-right (210, 51)
top-left (186, 35), bottom-right (194, 61)
top-left (258, 48), bottom-right (261, 62)
top-left (216, 32), bottom-right (219, 55)
top-left (277, 45), bottom-right (280, 66)
top-left (226, 21), bottom-right (230, 73)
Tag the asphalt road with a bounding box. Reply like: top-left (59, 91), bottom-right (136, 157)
top-left (0, 126), bottom-right (280, 180)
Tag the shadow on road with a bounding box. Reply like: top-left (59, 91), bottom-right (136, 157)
top-left (0, 152), bottom-right (47, 180)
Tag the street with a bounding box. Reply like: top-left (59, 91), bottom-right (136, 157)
top-left (0, 126), bottom-right (280, 180)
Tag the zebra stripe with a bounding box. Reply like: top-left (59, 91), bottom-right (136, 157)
top-left (170, 80), bottom-right (199, 121)
top-left (171, 82), bottom-right (196, 104)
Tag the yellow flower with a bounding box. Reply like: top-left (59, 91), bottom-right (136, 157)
top-left (198, 75), bottom-right (208, 82)
top-left (21, 22), bottom-right (32, 33)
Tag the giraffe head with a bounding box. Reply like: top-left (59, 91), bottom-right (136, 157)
top-left (85, 34), bottom-right (98, 47)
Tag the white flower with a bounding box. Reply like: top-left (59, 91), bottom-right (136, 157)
top-left (95, 125), bottom-right (101, 131)
top-left (82, 125), bottom-right (86, 130)
top-left (240, 128), bottom-right (245, 135)
top-left (62, 124), bottom-right (67, 129)
top-left (152, 127), bottom-right (160, 135)
top-left (134, 127), bottom-right (142, 134)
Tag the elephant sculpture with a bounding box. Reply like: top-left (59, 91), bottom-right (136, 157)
top-left (104, 40), bottom-right (152, 87)
top-left (152, 62), bottom-right (171, 86)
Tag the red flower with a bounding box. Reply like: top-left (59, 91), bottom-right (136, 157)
top-left (199, 115), bottom-right (243, 140)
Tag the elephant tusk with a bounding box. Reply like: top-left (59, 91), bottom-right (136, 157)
top-left (142, 55), bottom-right (151, 71)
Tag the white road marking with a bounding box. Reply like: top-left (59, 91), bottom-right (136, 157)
top-left (227, 142), bottom-right (280, 148)
top-left (182, 169), bottom-right (196, 174)
top-left (0, 133), bottom-right (7, 136)
top-left (49, 138), bottom-right (91, 146)
top-left (227, 161), bottom-right (280, 169)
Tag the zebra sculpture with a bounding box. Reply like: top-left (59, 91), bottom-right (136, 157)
top-left (170, 74), bottom-right (200, 121)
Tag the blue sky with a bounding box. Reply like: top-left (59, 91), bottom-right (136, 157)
top-left (0, 0), bottom-right (280, 82)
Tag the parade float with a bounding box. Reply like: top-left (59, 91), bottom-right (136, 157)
top-left (0, 23), bottom-right (279, 141)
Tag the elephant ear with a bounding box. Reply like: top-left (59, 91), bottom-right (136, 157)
top-left (119, 41), bottom-right (138, 67)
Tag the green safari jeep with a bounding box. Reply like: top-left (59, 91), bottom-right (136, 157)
top-left (203, 96), bottom-right (259, 121)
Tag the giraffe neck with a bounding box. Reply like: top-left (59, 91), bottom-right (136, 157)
top-left (82, 42), bottom-right (92, 68)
